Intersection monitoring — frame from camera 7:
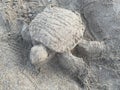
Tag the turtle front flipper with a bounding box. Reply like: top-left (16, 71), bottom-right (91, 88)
top-left (76, 40), bottom-right (109, 59)
top-left (57, 52), bottom-right (88, 88)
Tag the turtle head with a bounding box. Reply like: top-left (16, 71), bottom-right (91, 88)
top-left (30, 45), bottom-right (49, 69)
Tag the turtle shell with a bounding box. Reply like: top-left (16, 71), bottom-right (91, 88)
top-left (29, 6), bottom-right (85, 52)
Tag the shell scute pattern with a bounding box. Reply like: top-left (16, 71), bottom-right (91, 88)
top-left (29, 7), bottom-right (85, 52)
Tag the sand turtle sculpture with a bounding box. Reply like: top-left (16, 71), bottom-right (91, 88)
top-left (21, 6), bottom-right (89, 87)
top-left (28, 6), bottom-right (85, 70)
